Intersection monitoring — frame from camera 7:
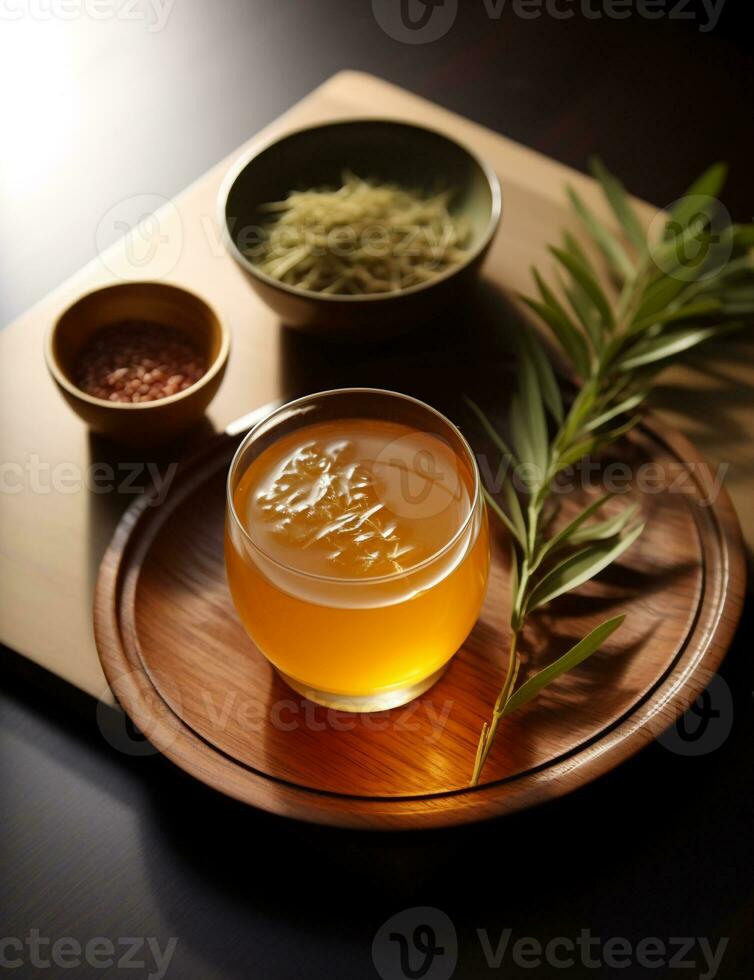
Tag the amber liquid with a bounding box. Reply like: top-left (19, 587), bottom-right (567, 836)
top-left (225, 418), bottom-right (489, 700)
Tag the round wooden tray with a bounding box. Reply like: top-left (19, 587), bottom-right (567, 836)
top-left (94, 405), bottom-right (745, 829)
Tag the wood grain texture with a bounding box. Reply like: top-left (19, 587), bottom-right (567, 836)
top-left (3, 71), bottom-right (753, 703)
top-left (93, 370), bottom-right (746, 828)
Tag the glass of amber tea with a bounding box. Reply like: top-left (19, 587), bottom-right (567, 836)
top-left (225, 389), bottom-right (490, 712)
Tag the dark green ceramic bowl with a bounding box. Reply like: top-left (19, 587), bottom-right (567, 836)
top-left (219, 119), bottom-right (501, 340)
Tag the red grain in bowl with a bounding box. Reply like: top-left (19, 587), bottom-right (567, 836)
top-left (74, 321), bottom-right (207, 404)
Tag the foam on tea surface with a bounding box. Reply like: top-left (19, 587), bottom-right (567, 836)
top-left (235, 419), bottom-right (471, 578)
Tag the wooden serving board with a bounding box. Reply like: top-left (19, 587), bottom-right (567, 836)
top-left (93, 366), bottom-right (744, 828)
top-left (2, 71), bottom-right (753, 703)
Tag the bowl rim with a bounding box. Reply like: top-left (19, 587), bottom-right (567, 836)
top-left (44, 281), bottom-right (230, 411)
top-left (217, 116), bottom-right (503, 304)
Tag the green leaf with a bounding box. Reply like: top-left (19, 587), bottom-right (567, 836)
top-left (555, 435), bottom-right (600, 471)
top-left (483, 487), bottom-right (525, 549)
top-left (558, 271), bottom-right (604, 353)
top-left (550, 246), bottom-right (615, 332)
top-left (634, 274), bottom-right (690, 321)
top-left (510, 351), bottom-right (549, 488)
top-left (534, 265), bottom-right (600, 355)
top-left (504, 478), bottom-right (527, 540)
top-left (563, 230), bottom-right (590, 267)
top-left (485, 481), bottom-right (527, 552)
top-left (600, 332), bottom-right (634, 371)
top-left (520, 294), bottom-right (591, 378)
top-left (500, 615), bottom-right (626, 717)
top-left (689, 255), bottom-right (754, 297)
top-left (618, 323), bottom-right (743, 371)
top-left (629, 298), bottom-right (723, 335)
top-left (722, 298), bottom-right (754, 315)
top-left (732, 224), bottom-right (754, 249)
top-left (589, 158), bottom-right (647, 251)
top-left (464, 397), bottom-right (516, 460)
top-left (535, 492), bottom-right (614, 565)
top-left (464, 398), bottom-right (528, 543)
top-left (532, 266), bottom-right (565, 312)
top-left (655, 201), bottom-right (729, 280)
top-left (555, 416), bottom-right (637, 471)
top-left (607, 299), bottom-right (724, 368)
top-left (569, 502), bottom-right (639, 546)
top-left (567, 186), bottom-right (635, 280)
top-left (557, 380), bottom-right (598, 447)
top-left (720, 286), bottom-right (754, 303)
top-left (666, 163), bottom-right (728, 238)
top-left (584, 392), bottom-right (647, 432)
top-left (519, 329), bottom-right (564, 424)
top-left (525, 522), bottom-right (645, 612)
top-left (517, 349), bottom-right (549, 465)
top-left (593, 417), bottom-right (641, 448)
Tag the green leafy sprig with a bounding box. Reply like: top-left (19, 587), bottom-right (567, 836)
top-left (470, 159), bottom-right (754, 785)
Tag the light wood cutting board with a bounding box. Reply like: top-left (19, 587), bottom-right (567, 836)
top-left (1, 71), bottom-right (751, 702)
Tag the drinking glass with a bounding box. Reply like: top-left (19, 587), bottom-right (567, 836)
top-left (225, 388), bottom-right (490, 711)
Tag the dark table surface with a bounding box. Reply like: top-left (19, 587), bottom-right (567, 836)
top-left (2, 2), bottom-right (753, 978)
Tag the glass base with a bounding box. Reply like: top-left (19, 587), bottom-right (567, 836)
top-left (278, 663), bottom-right (449, 713)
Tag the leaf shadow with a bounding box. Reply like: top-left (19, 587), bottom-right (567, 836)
top-left (649, 334), bottom-right (754, 452)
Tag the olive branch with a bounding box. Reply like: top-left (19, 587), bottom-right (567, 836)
top-left (469, 159), bottom-right (754, 785)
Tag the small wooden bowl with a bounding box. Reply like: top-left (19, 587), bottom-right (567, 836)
top-left (219, 119), bottom-right (502, 339)
top-left (45, 282), bottom-right (229, 448)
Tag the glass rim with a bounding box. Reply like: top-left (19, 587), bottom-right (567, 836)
top-left (226, 387), bottom-right (482, 585)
